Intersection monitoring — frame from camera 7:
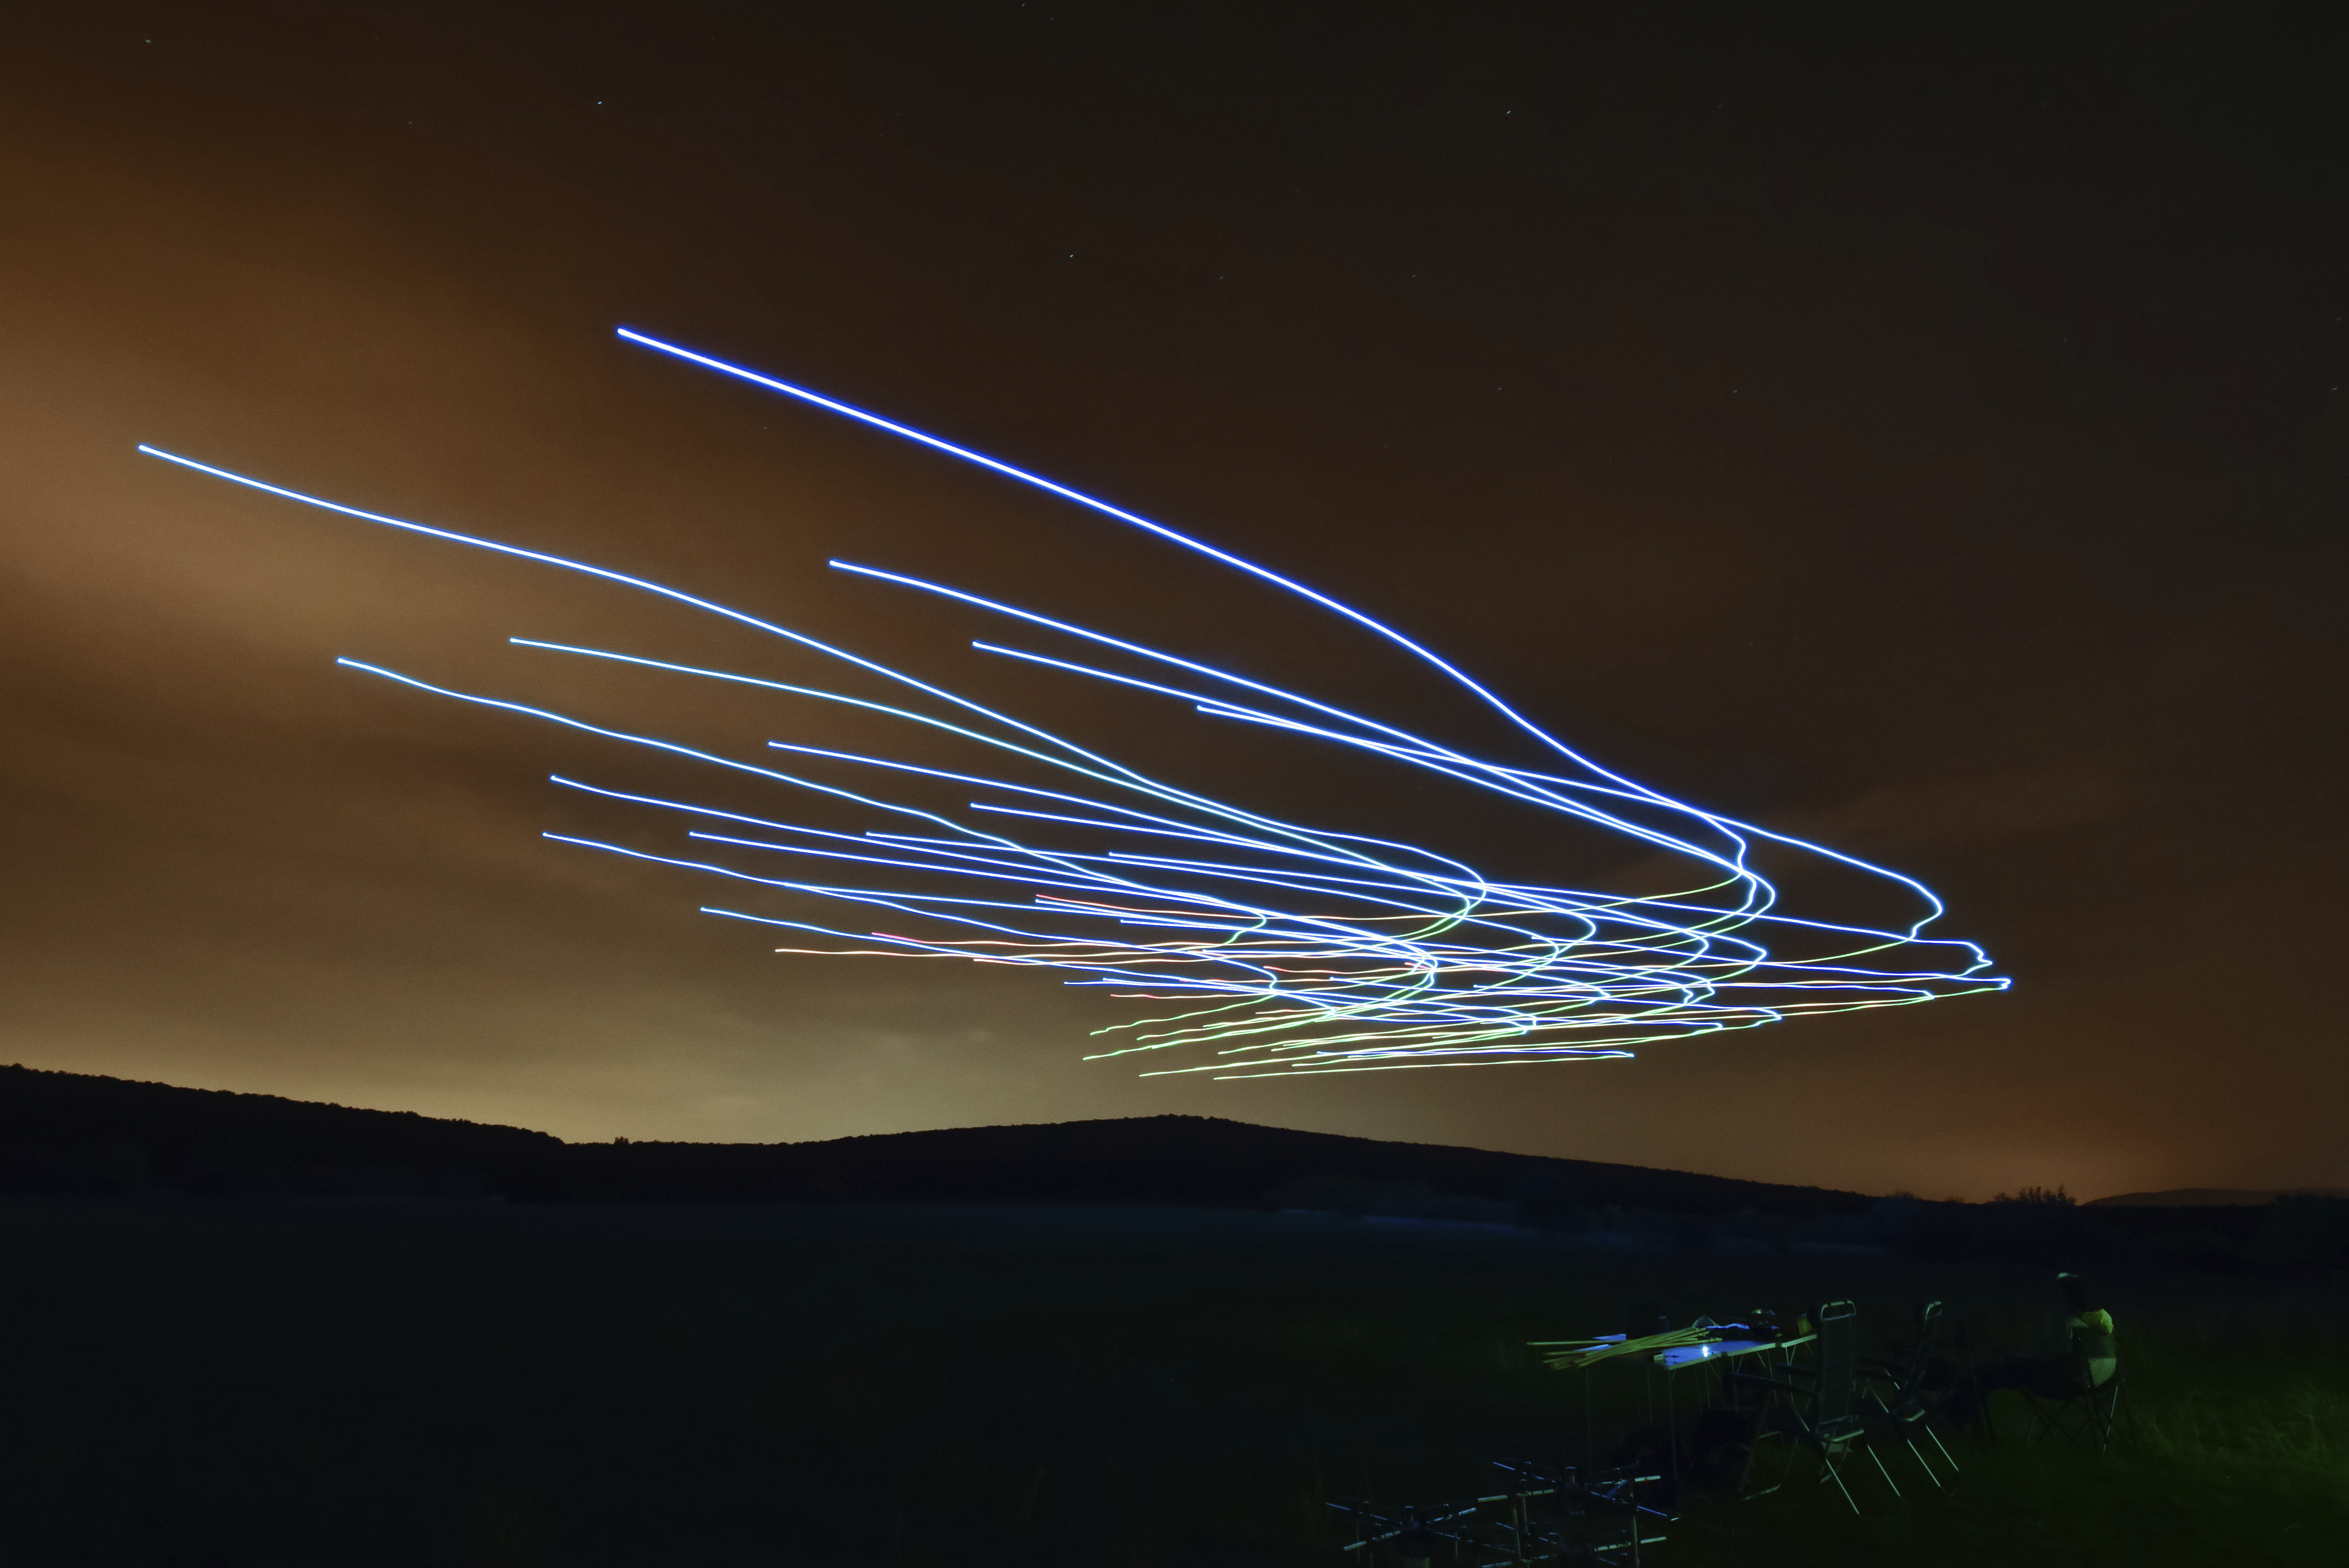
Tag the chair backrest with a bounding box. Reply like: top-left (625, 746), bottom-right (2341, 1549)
top-left (1892, 1300), bottom-right (1945, 1390)
top-left (1813, 1299), bottom-right (1859, 1421)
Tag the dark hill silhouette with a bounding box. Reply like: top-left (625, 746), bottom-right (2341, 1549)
top-left (2087, 1187), bottom-right (2349, 1207)
top-left (0, 1062), bottom-right (562, 1199)
top-left (557, 1115), bottom-right (1877, 1215)
top-left (0, 1061), bottom-right (1875, 1215)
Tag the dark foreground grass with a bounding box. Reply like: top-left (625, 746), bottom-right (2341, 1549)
top-left (1671, 1361), bottom-right (2349, 1566)
top-left (1, 1197), bottom-right (2340, 1565)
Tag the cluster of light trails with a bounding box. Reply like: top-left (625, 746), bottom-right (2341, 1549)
top-left (139, 329), bottom-right (2006, 1078)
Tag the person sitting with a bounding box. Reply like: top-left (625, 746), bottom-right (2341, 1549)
top-left (1939, 1272), bottom-right (2115, 1430)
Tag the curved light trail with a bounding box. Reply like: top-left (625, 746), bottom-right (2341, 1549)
top-left (138, 332), bottom-right (2006, 1078)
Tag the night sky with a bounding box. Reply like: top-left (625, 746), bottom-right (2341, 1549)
top-left (3, 3), bottom-right (2343, 1200)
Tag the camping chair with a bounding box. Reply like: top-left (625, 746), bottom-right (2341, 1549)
top-left (2022, 1359), bottom-right (2130, 1455)
top-left (1487, 1460), bottom-right (1669, 1568)
top-left (1858, 1300), bottom-right (1948, 1399)
top-left (1725, 1300), bottom-right (1902, 1513)
top-left (1327, 1499), bottom-right (1479, 1566)
top-left (1854, 1390), bottom-right (1952, 1491)
top-left (1856, 1300), bottom-right (1960, 1486)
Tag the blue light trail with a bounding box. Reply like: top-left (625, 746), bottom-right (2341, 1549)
top-left (136, 333), bottom-right (2006, 1078)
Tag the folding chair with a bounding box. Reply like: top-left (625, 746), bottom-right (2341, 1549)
top-left (1726, 1299), bottom-right (1903, 1513)
top-left (1854, 1391), bottom-right (1952, 1491)
top-left (1856, 1300), bottom-right (1961, 1487)
top-left (1326, 1499), bottom-right (1478, 1566)
top-left (2024, 1361), bottom-right (2130, 1455)
top-left (1486, 1460), bottom-right (1669, 1568)
top-left (1858, 1300), bottom-right (1949, 1399)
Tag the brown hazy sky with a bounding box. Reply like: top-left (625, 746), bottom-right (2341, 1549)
top-left (2, 3), bottom-right (2343, 1200)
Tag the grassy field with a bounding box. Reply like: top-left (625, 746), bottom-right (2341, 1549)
top-left (1, 1197), bottom-right (2340, 1565)
top-left (1670, 1321), bottom-right (2349, 1567)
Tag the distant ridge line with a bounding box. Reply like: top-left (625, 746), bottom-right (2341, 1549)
top-left (0, 1063), bottom-right (1873, 1215)
top-left (2086, 1186), bottom-right (2349, 1208)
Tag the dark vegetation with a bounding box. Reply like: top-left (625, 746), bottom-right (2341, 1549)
top-left (3, 1066), bottom-right (2344, 1566)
